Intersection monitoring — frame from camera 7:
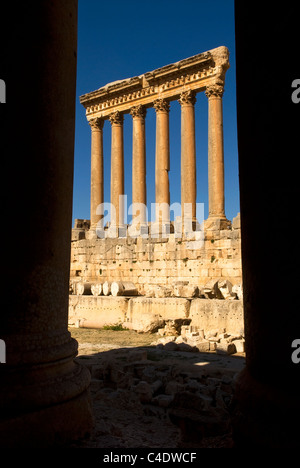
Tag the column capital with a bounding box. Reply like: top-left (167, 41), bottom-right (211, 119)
top-left (130, 104), bottom-right (147, 119)
top-left (109, 110), bottom-right (124, 125)
top-left (178, 89), bottom-right (197, 106)
top-left (153, 98), bottom-right (170, 113)
top-left (205, 83), bottom-right (224, 99)
top-left (88, 117), bottom-right (104, 130)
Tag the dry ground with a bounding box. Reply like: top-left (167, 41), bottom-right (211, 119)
top-left (70, 327), bottom-right (156, 354)
top-left (69, 327), bottom-right (245, 448)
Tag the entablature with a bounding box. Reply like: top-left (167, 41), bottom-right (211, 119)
top-left (80, 46), bottom-right (229, 121)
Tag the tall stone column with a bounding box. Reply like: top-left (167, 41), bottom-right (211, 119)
top-left (178, 90), bottom-right (197, 227)
top-left (205, 84), bottom-right (228, 228)
top-left (0, 0), bottom-right (93, 447)
top-left (231, 1), bottom-right (300, 448)
top-left (109, 111), bottom-right (124, 230)
top-left (130, 105), bottom-right (147, 227)
top-left (153, 98), bottom-right (170, 227)
top-left (89, 117), bottom-right (104, 229)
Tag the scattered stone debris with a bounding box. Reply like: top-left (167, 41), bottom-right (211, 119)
top-left (111, 281), bottom-right (138, 297)
top-left (70, 278), bottom-right (242, 301)
top-left (154, 285), bottom-right (173, 298)
top-left (69, 340), bottom-right (245, 448)
top-left (91, 283), bottom-right (103, 296)
top-left (154, 323), bottom-right (245, 356)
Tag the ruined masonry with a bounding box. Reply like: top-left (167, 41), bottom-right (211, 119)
top-left (70, 46), bottom-right (243, 345)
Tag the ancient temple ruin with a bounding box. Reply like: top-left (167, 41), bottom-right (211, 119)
top-left (80, 45), bottom-right (230, 232)
top-left (70, 46), bottom-right (243, 337)
top-left (2, 1), bottom-right (299, 448)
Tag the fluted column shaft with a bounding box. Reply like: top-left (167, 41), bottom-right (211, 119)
top-left (179, 90), bottom-right (197, 222)
top-left (89, 118), bottom-right (104, 228)
top-left (130, 105), bottom-right (147, 225)
top-left (206, 84), bottom-right (226, 219)
top-left (109, 111), bottom-right (124, 228)
top-left (154, 98), bottom-right (170, 224)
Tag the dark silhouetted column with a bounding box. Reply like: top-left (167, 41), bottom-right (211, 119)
top-left (0, 1), bottom-right (93, 447)
top-left (232, 0), bottom-right (300, 448)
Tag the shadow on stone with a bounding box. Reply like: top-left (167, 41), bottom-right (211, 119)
top-left (66, 334), bottom-right (245, 448)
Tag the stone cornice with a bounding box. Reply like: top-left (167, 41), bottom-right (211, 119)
top-left (81, 46), bottom-right (229, 120)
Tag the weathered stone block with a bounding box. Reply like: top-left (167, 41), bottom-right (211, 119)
top-left (232, 212), bottom-right (240, 230)
top-left (71, 228), bottom-right (86, 241)
top-left (127, 297), bottom-right (191, 333)
top-left (203, 278), bottom-right (223, 299)
top-left (232, 339), bottom-right (245, 353)
top-left (189, 299), bottom-right (244, 336)
top-left (68, 295), bottom-right (128, 328)
top-left (232, 284), bottom-right (243, 300)
top-left (195, 340), bottom-right (210, 352)
top-left (173, 284), bottom-right (199, 298)
top-left (216, 342), bottom-right (237, 355)
top-left (218, 279), bottom-right (237, 300)
top-left (154, 285), bottom-right (173, 298)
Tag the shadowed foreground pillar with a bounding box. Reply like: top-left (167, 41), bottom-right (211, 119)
top-left (232, 1), bottom-right (300, 447)
top-left (0, 1), bottom-right (93, 447)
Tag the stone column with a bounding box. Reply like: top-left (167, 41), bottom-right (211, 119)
top-left (130, 105), bottom-right (147, 227)
top-left (178, 90), bottom-right (197, 228)
top-left (153, 98), bottom-right (170, 227)
top-left (89, 117), bottom-right (104, 229)
top-left (0, 0), bottom-right (93, 447)
top-left (205, 84), bottom-right (228, 228)
top-left (231, 1), bottom-right (300, 448)
top-left (109, 111), bottom-right (124, 230)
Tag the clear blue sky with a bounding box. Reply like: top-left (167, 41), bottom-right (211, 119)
top-left (72, 0), bottom-right (239, 227)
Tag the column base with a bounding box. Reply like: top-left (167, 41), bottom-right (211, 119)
top-left (230, 368), bottom-right (300, 448)
top-left (104, 224), bottom-right (128, 238)
top-left (204, 216), bottom-right (231, 231)
top-left (174, 217), bottom-right (202, 238)
top-left (0, 388), bottom-right (93, 448)
top-left (0, 339), bottom-right (94, 447)
top-left (128, 222), bottom-right (149, 238)
top-left (150, 221), bottom-right (173, 238)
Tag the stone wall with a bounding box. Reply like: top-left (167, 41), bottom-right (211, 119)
top-left (68, 295), bottom-right (244, 341)
top-left (70, 214), bottom-right (242, 294)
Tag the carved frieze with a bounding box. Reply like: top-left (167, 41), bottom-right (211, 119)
top-left (81, 46), bottom-right (229, 118)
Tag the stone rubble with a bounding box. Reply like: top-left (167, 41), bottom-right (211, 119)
top-left (154, 323), bottom-right (245, 356)
top-left (70, 343), bottom-right (244, 448)
top-left (70, 278), bottom-right (242, 301)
